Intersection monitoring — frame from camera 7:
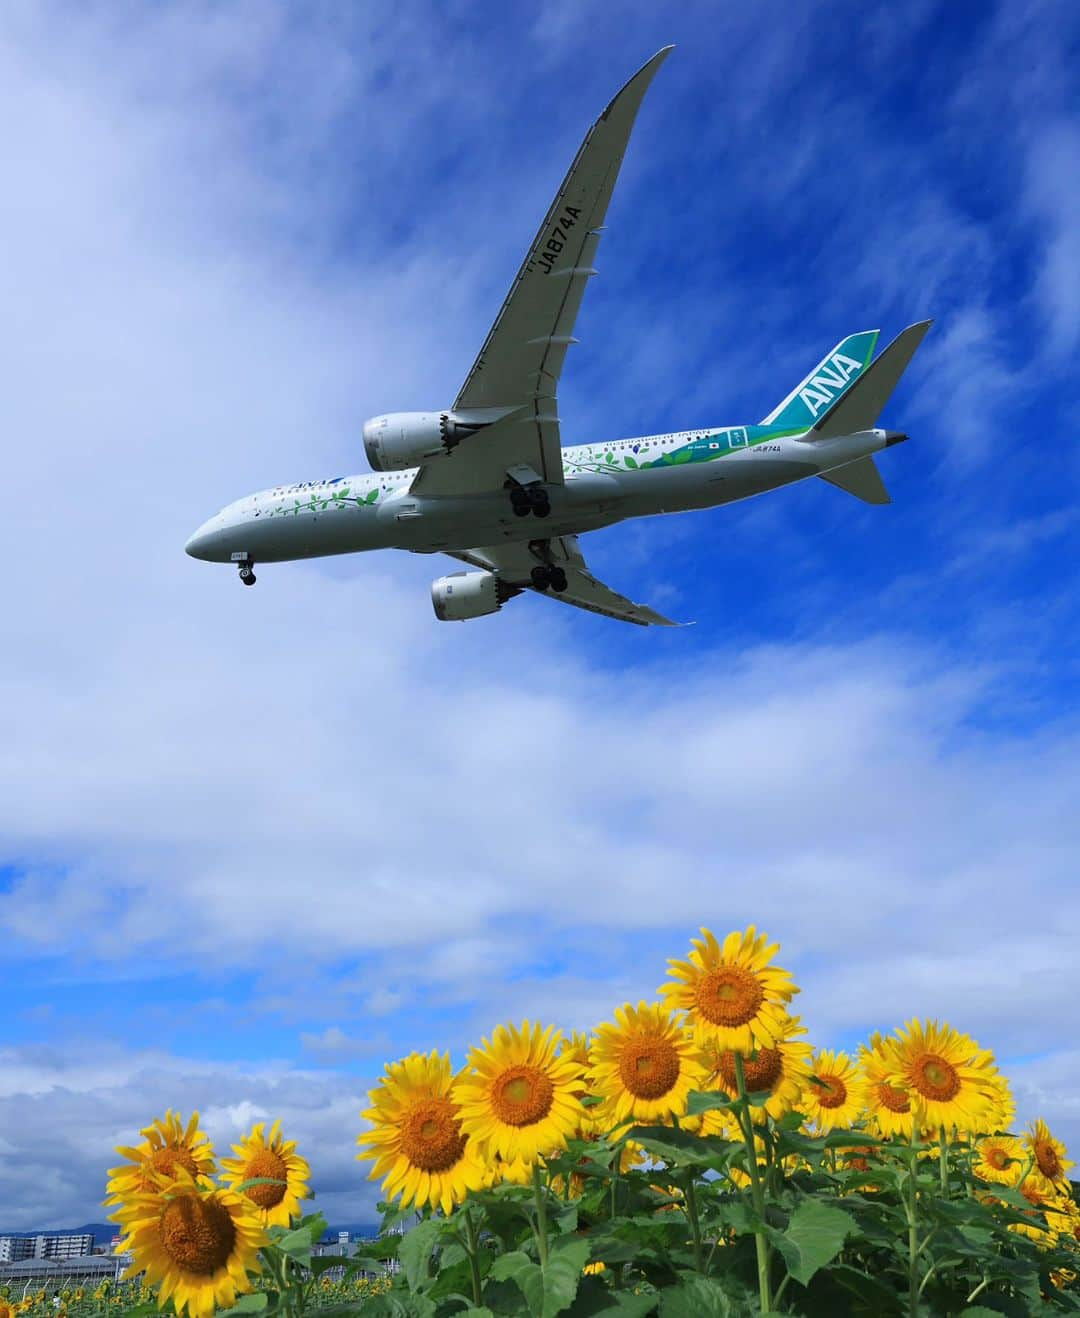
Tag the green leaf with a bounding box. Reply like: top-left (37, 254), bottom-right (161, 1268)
top-left (623, 456), bottom-right (638, 469)
top-left (685, 1091), bottom-right (739, 1116)
top-left (625, 1124), bottom-right (735, 1172)
top-left (490, 1238), bottom-right (591, 1318)
top-left (400, 1218), bottom-right (442, 1293)
top-left (223, 1295), bottom-right (268, 1315)
top-left (272, 1226), bottom-right (315, 1261)
top-left (657, 1276), bottom-right (737, 1316)
top-left (827, 1264), bottom-right (903, 1315)
top-left (774, 1198), bottom-right (853, 1285)
top-left (365, 488), bottom-right (380, 503)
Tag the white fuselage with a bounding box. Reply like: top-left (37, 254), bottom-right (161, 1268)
top-left (185, 426), bottom-right (893, 565)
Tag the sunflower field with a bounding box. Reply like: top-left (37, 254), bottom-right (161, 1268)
top-left (95, 926), bottom-right (1080, 1316)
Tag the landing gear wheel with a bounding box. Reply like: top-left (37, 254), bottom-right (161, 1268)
top-left (550, 567), bottom-right (568, 593)
top-left (528, 486), bottom-right (551, 518)
top-left (530, 565), bottom-right (552, 591)
top-left (239, 567), bottom-right (256, 586)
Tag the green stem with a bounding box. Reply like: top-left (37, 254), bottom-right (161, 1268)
top-left (733, 1051), bottom-right (772, 1314)
top-left (532, 1163), bottom-right (549, 1268)
top-left (683, 1173), bottom-right (705, 1274)
top-left (939, 1126), bottom-right (948, 1198)
top-left (773, 1272), bottom-right (791, 1308)
top-left (905, 1127), bottom-right (920, 1317)
top-left (462, 1206), bottom-right (483, 1308)
top-left (966, 1276), bottom-right (990, 1304)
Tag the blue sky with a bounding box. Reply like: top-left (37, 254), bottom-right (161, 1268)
top-left (1, 0), bottom-right (1078, 1228)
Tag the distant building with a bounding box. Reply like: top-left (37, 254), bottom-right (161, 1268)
top-left (337, 1231), bottom-right (350, 1249)
top-left (0, 1256), bottom-right (122, 1289)
top-left (0, 1234), bottom-right (94, 1264)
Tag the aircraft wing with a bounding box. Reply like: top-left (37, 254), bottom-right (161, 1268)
top-left (448, 535), bottom-right (682, 627)
top-left (410, 47), bottom-right (673, 499)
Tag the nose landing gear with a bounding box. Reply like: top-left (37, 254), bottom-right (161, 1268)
top-left (231, 553), bottom-right (256, 586)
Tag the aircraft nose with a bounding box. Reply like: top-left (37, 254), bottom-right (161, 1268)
top-left (185, 514), bottom-right (225, 561)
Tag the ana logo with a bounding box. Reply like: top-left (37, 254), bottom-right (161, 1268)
top-left (798, 352), bottom-right (863, 417)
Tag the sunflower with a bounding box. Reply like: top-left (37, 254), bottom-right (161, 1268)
top-left (1045, 1193), bottom-right (1080, 1250)
top-left (1, 1301), bottom-right (15, 1318)
top-left (588, 1002), bottom-right (709, 1127)
top-left (106, 1111), bottom-right (215, 1205)
top-left (560, 1031), bottom-right (592, 1070)
top-left (454, 1021), bottom-right (585, 1166)
top-left (219, 1120), bottom-right (311, 1227)
top-left (984, 1071), bottom-right (1016, 1134)
top-left (860, 1034), bottom-right (914, 1139)
top-left (659, 926), bottom-right (797, 1053)
top-left (703, 1013), bottom-right (812, 1125)
top-left (1024, 1118), bottom-right (1075, 1193)
top-left (1009, 1177), bottom-right (1059, 1247)
top-left (802, 1050), bottom-right (867, 1134)
top-left (357, 1050), bottom-right (486, 1215)
top-left (110, 1173), bottom-right (265, 1318)
top-left (973, 1134), bottom-right (1026, 1187)
top-left (883, 1020), bottom-right (999, 1135)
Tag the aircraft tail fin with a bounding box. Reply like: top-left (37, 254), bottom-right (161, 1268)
top-left (811, 320), bottom-right (933, 440)
top-left (760, 329), bottom-right (880, 431)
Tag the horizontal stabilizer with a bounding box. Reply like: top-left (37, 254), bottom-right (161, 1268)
top-left (818, 456), bottom-right (891, 504)
top-left (812, 320), bottom-right (932, 439)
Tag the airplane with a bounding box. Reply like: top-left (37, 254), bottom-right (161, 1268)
top-left (185, 47), bottom-right (931, 627)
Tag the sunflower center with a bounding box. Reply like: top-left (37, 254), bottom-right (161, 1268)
top-left (985, 1145), bottom-right (1008, 1170)
top-left (399, 1097), bottom-right (468, 1172)
top-left (241, 1148), bottom-right (288, 1208)
top-left (875, 1081), bottom-right (911, 1114)
top-left (617, 1034), bottom-right (681, 1100)
top-left (159, 1194), bottom-right (236, 1276)
top-left (911, 1053), bottom-right (961, 1102)
top-left (719, 1047), bottom-right (782, 1093)
top-left (811, 1074), bottom-right (848, 1110)
top-left (1034, 1140), bottom-right (1061, 1180)
top-left (695, 966), bottom-right (765, 1028)
top-left (150, 1146), bottom-right (200, 1179)
top-left (490, 1065), bottom-right (554, 1127)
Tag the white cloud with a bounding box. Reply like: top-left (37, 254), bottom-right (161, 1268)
top-left (0, 0), bottom-right (1077, 1231)
top-left (0, 1045), bottom-right (375, 1231)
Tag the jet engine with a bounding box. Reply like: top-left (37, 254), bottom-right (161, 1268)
top-left (431, 571), bottom-right (520, 621)
top-left (362, 411), bottom-right (494, 473)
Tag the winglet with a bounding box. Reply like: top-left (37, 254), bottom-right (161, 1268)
top-left (600, 47), bottom-right (675, 122)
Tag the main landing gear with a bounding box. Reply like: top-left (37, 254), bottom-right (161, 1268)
top-left (508, 481), bottom-right (551, 519)
top-left (527, 541), bottom-right (567, 593)
top-left (530, 563), bottom-right (567, 592)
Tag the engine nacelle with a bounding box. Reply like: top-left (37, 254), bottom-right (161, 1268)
top-left (431, 571), bottom-right (518, 622)
top-left (363, 410), bottom-right (495, 473)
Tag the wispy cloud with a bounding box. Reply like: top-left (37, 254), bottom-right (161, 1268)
top-left (1, 0), bottom-right (1078, 1229)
